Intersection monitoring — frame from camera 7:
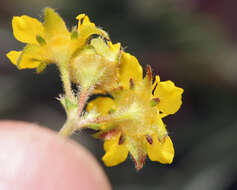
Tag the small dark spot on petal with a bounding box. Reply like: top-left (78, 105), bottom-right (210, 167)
top-left (153, 98), bottom-right (160, 103)
top-left (146, 135), bottom-right (153, 144)
top-left (129, 78), bottom-right (135, 89)
top-left (118, 135), bottom-right (124, 145)
top-left (158, 134), bottom-right (168, 143)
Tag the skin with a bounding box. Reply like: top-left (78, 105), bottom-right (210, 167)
top-left (0, 121), bottom-right (111, 190)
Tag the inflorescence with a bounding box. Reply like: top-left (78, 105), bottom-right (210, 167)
top-left (7, 8), bottom-right (183, 170)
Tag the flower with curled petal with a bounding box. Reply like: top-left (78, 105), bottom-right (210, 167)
top-left (87, 52), bottom-right (183, 170)
top-left (6, 8), bottom-right (109, 72)
top-left (6, 8), bottom-right (122, 93)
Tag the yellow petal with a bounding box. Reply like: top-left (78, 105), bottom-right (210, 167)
top-left (44, 8), bottom-right (70, 40)
top-left (156, 117), bottom-right (168, 142)
top-left (119, 52), bottom-right (143, 89)
top-left (154, 80), bottom-right (183, 115)
top-left (12, 15), bottom-right (44, 44)
top-left (7, 49), bottom-right (41, 69)
top-left (103, 133), bottom-right (120, 152)
top-left (102, 134), bottom-right (128, 167)
top-left (18, 54), bottom-right (41, 69)
top-left (147, 135), bottom-right (174, 164)
top-left (17, 44), bottom-right (46, 69)
top-left (6, 50), bottom-right (22, 65)
top-left (87, 97), bottom-right (115, 115)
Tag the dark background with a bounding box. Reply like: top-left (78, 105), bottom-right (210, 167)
top-left (1, 0), bottom-right (237, 189)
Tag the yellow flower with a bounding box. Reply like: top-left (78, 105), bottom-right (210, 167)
top-left (7, 8), bottom-right (121, 93)
top-left (6, 8), bottom-right (109, 71)
top-left (87, 55), bottom-right (183, 170)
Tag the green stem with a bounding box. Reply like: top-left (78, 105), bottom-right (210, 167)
top-left (59, 114), bottom-right (113, 136)
top-left (77, 115), bottom-right (113, 129)
top-left (58, 119), bottom-right (75, 136)
top-left (58, 60), bottom-right (73, 100)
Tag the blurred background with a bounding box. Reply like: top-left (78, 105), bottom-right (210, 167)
top-left (1, 0), bottom-right (237, 189)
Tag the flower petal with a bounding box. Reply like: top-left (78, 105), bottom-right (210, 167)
top-left (87, 97), bottom-right (115, 115)
top-left (103, 133), bottom-right (119, 152)
top-left (147, 135), bottom-right (174, 164)
top-left (44, 8), bottom-right (70, 40)
top-left (12, 15), bottom-right (44, 44)
top-left (119, 52), bottom-right (143, 89)
top-left (18, 55), bottom-right (41, 69)
top-left (102, 134), bottom-right (128, 167)
top-left (17, 44), bottom-right (47, 69)
top-left (7, 49), bottom-right (41, 69)
top-left (154, 80), bottom-right (183, 115)
top-left (156, 117), bottom-right (168, 142)
top-left (6, 50), bottom-right (22, 66)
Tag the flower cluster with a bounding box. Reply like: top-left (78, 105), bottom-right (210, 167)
top-left (7, 8), bottom-right (183, 170)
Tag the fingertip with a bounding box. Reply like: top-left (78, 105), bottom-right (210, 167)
top-left (0, 120), bottom-right (111, 190)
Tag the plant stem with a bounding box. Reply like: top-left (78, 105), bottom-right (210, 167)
top-left (59, 114), bottom-right (113, 136)
top-left (58, 119), bottom-right (75, 136)
top-left (77, 87), bottom-right (93, 117)
top-left (77, 115), bottom-right (113, 129)
top-left (58, 60), bottom-right (73, 100)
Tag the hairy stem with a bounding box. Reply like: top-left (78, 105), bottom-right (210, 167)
top-left (58, 119), bottom-right (75, 136)
top-left (58, 60), bottom-right (73, 100)
top-left (77, 115), bottom-right (113, 129)
top-left (59, 113), bottom-right (113, 136)
top-left (77, 87), bottom-right (93, 117)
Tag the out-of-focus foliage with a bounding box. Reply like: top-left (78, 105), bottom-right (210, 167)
top-left (1, 0), bottom-right (237, 189)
